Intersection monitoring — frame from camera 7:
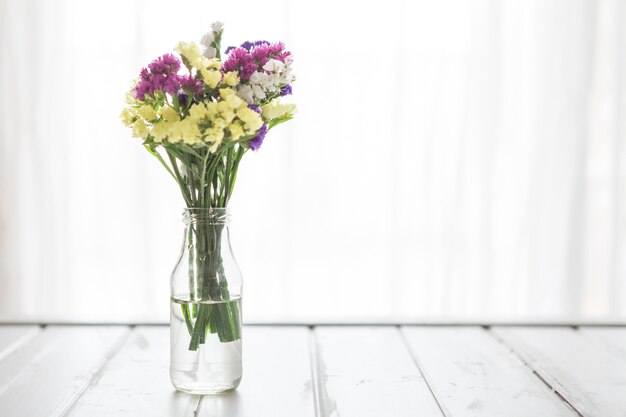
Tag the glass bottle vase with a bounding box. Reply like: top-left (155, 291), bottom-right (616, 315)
top-left (170, 208), bottom-right (243, 394)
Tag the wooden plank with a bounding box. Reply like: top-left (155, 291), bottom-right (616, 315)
top-left (0, 325), bottom-right (40, 362)
top-left (313, 326), bottom-right (443, 417)
top-left (402, 326), bottom-right (578, 417)
top-left (493, 326), bottom-right (626, 417)
top-left (197, 326), bottom-right (315, 417)
top-left (0, 325), bottom-right (129, 417)
top-left (67, 326), bottom-right (200, 417)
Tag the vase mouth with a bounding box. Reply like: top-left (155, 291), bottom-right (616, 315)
top-left (182, 208), bottom-right (230, 224)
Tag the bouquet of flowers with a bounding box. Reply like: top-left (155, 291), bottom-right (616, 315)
top-left (121, 22), bottom-right (295, 351)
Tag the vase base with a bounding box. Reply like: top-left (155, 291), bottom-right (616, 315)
top-left (172, 378), bottom-right (241, 395)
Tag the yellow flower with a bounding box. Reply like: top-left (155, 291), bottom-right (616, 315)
top-left (223, 71), bottom-right (240, 87)
top-left (217, 101), bottom-right (235, 124)
top-left (236, 107), bottom-right (263, 132)
top-left (228, 121), bottom-right (244, 140)
top-left (221, 109), bottom-right (236, 124)
top-left (180, 119), bottom-right (201, 145)
top-left (137, 105), bottom-right (157, 121)
top-left (212, 117), bottom-right (227, 130)
top-left (125, 79), bottom-right (139, 104)
top-left (151, 121), bottom-right (171, 142)
top-left (175, 42), bottom-right (202, 67)
top-left (167, 122), bottom-right (182, 143)
top-left (196, 56), bottom-right (210, 69)
top-left (200, 68), bottom-right (222, 88)
top-left (206, 58), bottom-right (221, 70)
top-left (205, 102), bottom-right (219, 117)
top-left (261, 101), bottom-right (297, 120)
top-left (120, 107), bottom-right (136, 127)
top-left (132, 119), bottom-right (149, 139)
top-left (160, 106), bottom-right (180, 122)
top-left (219, 88), bottom-right (245, 109)
top-left (205, 127), bottom-right (225, 152)
top-left (189, 103), bottom-right (208, 120)
top-left (125, 92), bottom-right (137, 106)
top-left (169, 119), bottom-right (200, 144)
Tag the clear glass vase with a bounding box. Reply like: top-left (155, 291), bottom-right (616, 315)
top-left (170, 208), bottom-right (243, 394)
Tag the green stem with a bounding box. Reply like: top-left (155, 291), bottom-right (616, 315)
top-left (149, 142), bottom-right (244, 350)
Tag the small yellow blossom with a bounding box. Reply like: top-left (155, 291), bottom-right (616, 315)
top-left (205, 102), bottom-right (219, 117)
top-left (212, 117), bottom-right (228, 130)
top-left (168, 119), bottom-right (195, 144)
top-left (216, 101), bottom-right (236, 124)
top-left (125, 92), bottom-right (138, 106)
top-left (228, 121), bottom-right (244, 140)
top-left (175, 42), bottom-right (202, 67)
top-left (261, 101), bottom-right (297, 120)
top-left (137, 105), bottom-right (157, 121)
top-left (169, 119), bottom-right (200, 144)
top-left (132, 119), bottom-right (149, 139)
top-left (125, 79), bottom-right (139, 105)
top-left (189, 103), bottom-right (208, 120)
top-left (161, 106), bottom-right (180, 122)
top-left (151, 121), bottom-right (171, 142)
top-left (207, 58), bottom-right (221, 70)
top-left (219, 88), bottom-right (236, 99)
top-left (120, 108), bottom-right (136, 127)
top-left (221, 109), bottom-right (236, 124)
top-left (205, 127), bottom-right (225, 152)
top-left (196, 56), bottom-right (210, 69)
top-left (223, 71), bottom-right (240, 87)
top-left (226, 94), bottom-right (245, 109)
top-left (219, 88), bottom-right (245, 109)
top-left (236, 107), bottom-right (264, 132)
top-left (180, 119), bottom-right (201, 145)
top-left (200, 68), bottom-right (222, 88)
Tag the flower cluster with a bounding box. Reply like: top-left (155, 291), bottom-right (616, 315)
top-left (223, 41), bottom-right (294, 105)
top-left (121, 22), bottom-right (296, 153)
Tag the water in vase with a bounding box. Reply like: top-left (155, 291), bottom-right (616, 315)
top-left (170, 297), bottom-right (242, 394)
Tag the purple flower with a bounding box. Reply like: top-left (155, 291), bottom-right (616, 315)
top-left (240, 41), bottom-right (255, 51)
top-left (280, 84), bottom-right (292, 96)
top-left (134, 53), bottom-right (183, 99)
top-left (222, 41), bottom-right (292, 81)
top-left (180, 74), bottom-right (204, 97)
top-left (249, 123), bottom-right (267, 151)
top-left (148, 53), bottom-right (180, 74)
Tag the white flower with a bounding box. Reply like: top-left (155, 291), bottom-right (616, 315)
top-left (200, 32), bottom-right (214, 48)
top-left (236, 84), bottom-right (254, 104)
top-left (249, 71), bottom-right (271, 88)
top-left (252, 84), bottom-right (266, 101)
top-left (211, 21), bottom-right (224, 33)
top-left (203, 46), bottom-right (216, 59)
top-left (200, 32), bottom-right (216, 58)
top-left (263, 59), bottom-right (284, 73)
top-left (282, 66), bottom-right (295, 83)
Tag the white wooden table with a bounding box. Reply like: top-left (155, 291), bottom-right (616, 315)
top-left (0, 324), bottom-right (625, 416)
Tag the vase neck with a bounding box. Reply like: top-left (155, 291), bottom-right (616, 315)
top-left (182, 208), bottom-right (230, 225)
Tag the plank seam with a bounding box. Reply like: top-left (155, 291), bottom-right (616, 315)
top-left (59, 326), bottom-right (135, 417)
top-left (308, 326), bottom-right (324, 417)
top-left (397, 326), bottom-right (448, 417)
top-left (486, 328), bottom-right (585, 417)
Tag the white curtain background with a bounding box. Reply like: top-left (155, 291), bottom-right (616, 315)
top-left (0, 0), bottom-right (625, 323)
